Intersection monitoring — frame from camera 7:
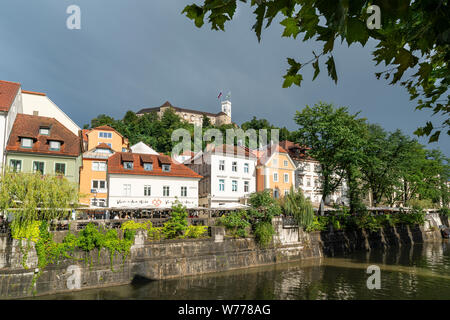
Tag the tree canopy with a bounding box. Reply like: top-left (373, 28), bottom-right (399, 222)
top-left (182, 0), bottom-right (450, 142)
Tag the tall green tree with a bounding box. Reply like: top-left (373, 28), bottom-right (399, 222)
top-left (293, 102), bottom-right (367, 212)
top-left (183, 0), bottom-right (450, 142)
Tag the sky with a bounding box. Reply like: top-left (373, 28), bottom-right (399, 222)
top-left (0, 0), bottom-right (448, 156)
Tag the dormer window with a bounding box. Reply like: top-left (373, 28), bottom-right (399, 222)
top-left (144, 163), bottom-right (153, 171)
top-left (39, 127), bottom-right (50, 135)
top-left (21, 138), bottom-right (33, 148)
top-left (162, 164), bottom-right (171, 172)
top-left (49, 141), bottom-right (61, 151)
top-left (123, 161), bottom-right (133, 169)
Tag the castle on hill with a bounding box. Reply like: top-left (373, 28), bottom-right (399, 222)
top-left (136, 100), bottom-right (232, 126)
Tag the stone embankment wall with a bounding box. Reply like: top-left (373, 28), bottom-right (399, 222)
top-left (0, 214), bottom-right (447, 299)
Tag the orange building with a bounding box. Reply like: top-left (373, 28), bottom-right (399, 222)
top-left (79, 126), bottom-right (129, 207)
top-left (253, 144), bottom-right (296, 198)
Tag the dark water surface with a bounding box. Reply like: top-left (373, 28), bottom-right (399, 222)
top-left (32, 241), bottom-right (450, 300)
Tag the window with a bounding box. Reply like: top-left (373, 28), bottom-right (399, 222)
top-left (273, 188), bottom-right (280, 199)
top-left (232, 180), bottom-right (237, 192)
top-left (163, 186), bottom-right (170, 197)
top-left (162, 164), bottom-right (171, 172)
top-left (92, 161), bottom-right (107, 171)
top-left (99, 132), bottom-right (112, 139)
top-left (284, 160), bottom-right (288, 167)
top-left (122, 148), bottom-right (127, 152)
top-left (285, 189), bottom-right (289, 196)
top-left (9, 159), bottom-right (21, 172)
top-left (219, 160), bottom-right (225, 171)
top-left (232, 161), bottom-right (237, 172)
top-left (144, 163), bottom-right (153, 171)
top-left (122, 184), bottom-right (131, 196)
top-left (273, 159), bottom-right (278, 166)
top-left (244, 163), bottom-right (249, 173)
top-left (55, 163), bottom-right (66, 175)
top-left (273, 172), bottom-right (278, 182)
top-left (244, 181), bottom-right (249, 193)
top-left (284, 173), bottom-right (289, 183)
top-left (92, 180), bottom-right (106, 191)
top-left (33, 161), bottom-right (44, 174)
top-left (21, 138), bottom-right (33, 148)
top-left (144, 185), bottom-right (151, 196)
top-left (49, 141), bottom-right (61, 151)
top-left (307, 177), bottom-right (311, 187)
top-left (219, 179), bottom-right (225, 191)
top-left (39, 127), bottom-right (50, 135)
top-left (123, 161), bottom-right (133, 169)
top-left (91, 198), bottom-right (107, 207)
top-left (181, 186), bottom-right (187, 197)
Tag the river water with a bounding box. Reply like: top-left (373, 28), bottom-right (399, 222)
top-left (33, 241), bottom-right (450, 300)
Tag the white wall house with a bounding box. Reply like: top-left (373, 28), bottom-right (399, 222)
top-left (186, 145), bottom-right (257, 208)
top-left (130, 141), bottom-right (158, 155)
top-left (22, 91), bottom-right (80, 135)
top-left (107, 152), bottom-right (202, 208)
top-left (0, 80), bottom-right (23, 169)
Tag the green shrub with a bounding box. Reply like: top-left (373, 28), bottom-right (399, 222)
top-left (161, 202), bottom-right (188, 239)
top-left (218, 210), bottom-right (251, 238)
top-left (305, 215), bottom-right (327, 232)
top-left (183, 225), bottom-right (208, 239)
top-left (439, 207), bottom-right (450, 217)
top-left (253, 221), bottom-right (274, 248)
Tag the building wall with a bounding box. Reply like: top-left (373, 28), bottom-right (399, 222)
top-left (208, 154), bottom-right (256, 206)
top-left (86, 129), bottom-right (127, 152)
top-left (256, 152), bottom-right (296, 197)
top-left (21, 93), bottom-right (80, 135)
top-left (5, 152), bottom-right (81, 184)
top-left (0, 88), bottom-right (23, 170)
top-left (108, 174), bottom-right (199, 208)
top-left (79, 158), bottom-right (108, 206)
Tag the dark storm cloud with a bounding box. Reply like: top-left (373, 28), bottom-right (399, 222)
top-left (0, 0), bottom-right (448, 155)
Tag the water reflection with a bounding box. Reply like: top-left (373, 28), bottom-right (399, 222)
top-left (31, 241), bottom-right (450, 300)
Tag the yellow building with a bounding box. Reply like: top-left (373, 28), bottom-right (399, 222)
top-left (254, 144), bottom-right (296, 198)
top-left (79, 126), bottom-right (129, 207)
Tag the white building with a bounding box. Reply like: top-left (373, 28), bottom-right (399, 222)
top-left (107, 152), bottom-right (202, 208)
top-left (130, 141), bottom-right (159, 155)
top-left (185, 144), bottom-right (257, 208)
top-left (21, 90), bottom-right (80, 135)
top-left (0, 80), bottom-right (23, 170)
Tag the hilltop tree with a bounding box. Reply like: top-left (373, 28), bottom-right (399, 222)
top-left (183, 0), bottom-right (450, 142)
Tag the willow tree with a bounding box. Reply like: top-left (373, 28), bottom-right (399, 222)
top-left (0, 170), bottom-right (79, 231)
top-left (281, 186), bottom-right (314, 230)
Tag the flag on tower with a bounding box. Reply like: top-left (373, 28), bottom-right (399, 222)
top-left (217, 92), bottom-right (222, 99)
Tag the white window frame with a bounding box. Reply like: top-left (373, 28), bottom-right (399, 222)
top-left (144, 185), bottom-right (151, 196)
top-left (163, 186), bottom-right (170, 197)
top-left (232, 180), bottom-right (238, 192)
top-left (122, 184), bottom-right (131, 196)
top-left (244, 181), bottom-right (249, 193)
top-left (49, 141), bottom-right (61, 151)
top-left (284, 160), bottom-right (288, 167)
top-left (232, 161), bottom-right (237, 172)
top-left (33, 161), bottom-right (45, 174)
top-left (92, 180), bottom-right (107, 192)
top-left (98, 132), bottom-right (112, 139)
top-left (181, 186), bottom-right (187, 197)
top-left (244, 163), bottom-right (249, 173)
top-left (284, 173), bottom-right (289, 183)
top-left (273, 172), bottom-right (278, 182)
top-left (92, 161), bottom-right (107, 171)
top-left (219, 160), bottom-right (225, 171)
top-left (9, 159), bottom-right (22, 172)
top-left (219, 179), bottom-right (225, 191)
top-left (55, 162), bottom-right (66, 175)
top-left (21, 138), bottom-right (33, 148)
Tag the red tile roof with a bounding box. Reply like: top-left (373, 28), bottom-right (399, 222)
top-left (81, 129), bottom-right (90, 142)
top-left (96, 143), bottom-right (113, 150)
top-left (6, 114), bottom-right (81, 157)
top-left (108, 152), bottom-right (202, 179)
top-left (279, 140), bottom-right (315, 161)
top-left (253, 144), bottom-right (289, 165)
top-left (0, 80), bottom-right (21, 112)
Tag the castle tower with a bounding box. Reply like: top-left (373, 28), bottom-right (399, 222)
top-left (221, 100), bottom-right (231, 119)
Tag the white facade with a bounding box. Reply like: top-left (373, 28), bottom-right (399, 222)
top-left (107, 174), bottom-right (200, 208)
top-left (130, 141), bottom-right (158, 155)
top-left (22, 92), bottom-right (80, 135)
top-left (188, 148), bottom-right (257, 208)
top-left (296, 159), bottom-right (348, 205)
top-left (0, 87), bottom-right (23, 169)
